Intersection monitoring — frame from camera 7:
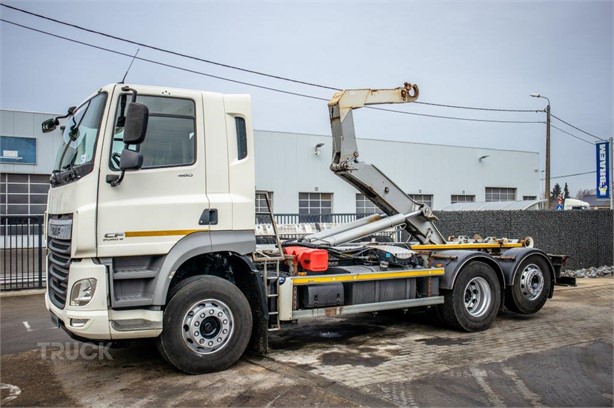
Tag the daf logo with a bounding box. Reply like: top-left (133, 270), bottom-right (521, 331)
top-left (50, 225), bottom-right (62, 236)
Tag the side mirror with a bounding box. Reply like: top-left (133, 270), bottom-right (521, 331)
top-left (123, 103), bottom-right (149, 145)
top-left (42, 118), bottom-right (58, 133)
top-left (42, 106), bottom-right (76, 133)
top-left (108, 148), bottom-right (143, 187)
top-left (119, 148), bottom-right (143, 171)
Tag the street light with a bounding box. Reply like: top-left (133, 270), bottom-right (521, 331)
top-left (531, 93), bottom-right (551, 209)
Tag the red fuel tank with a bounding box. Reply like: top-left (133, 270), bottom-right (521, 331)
top-left (283, 246), bottom-right (329, 273)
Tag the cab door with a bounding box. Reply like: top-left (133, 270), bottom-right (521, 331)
top-left (97, 87), bottom-right (209, 258)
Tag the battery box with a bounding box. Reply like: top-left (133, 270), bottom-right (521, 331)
top-left (299, 283), bottom-right (344, 308)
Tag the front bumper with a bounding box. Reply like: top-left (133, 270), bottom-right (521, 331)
top-left (46, 258), bottom-right (162, 340)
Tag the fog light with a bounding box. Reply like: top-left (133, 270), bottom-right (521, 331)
top-left (70, 278), bottom-right (97, 306)
top-left (70, 318), bottom-right (90, 328)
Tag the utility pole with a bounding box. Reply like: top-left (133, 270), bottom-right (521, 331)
top-left (610, 137), bottom-right (613, 211)
top-left (531, 93), bottom-right (552, 209)
top-left (545, 102), bottom-right (551, 209)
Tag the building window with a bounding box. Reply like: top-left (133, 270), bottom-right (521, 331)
top-left (255, 192), bottom-right (273, 213)
top-left (355, 194), bottom-right (383, 215)
top-left (408, 194), bottom-right (433, 208)
top-left (255, 192), bottom-right (273, 223)
top-left (0, 173), bottom-right (50, 216)
top-left (451, 194), bottom-right (475, 204)
top-left (485, 187), bottom-right (517, 202)
top-left (299, 192), bottom-right (332, 221)
top-left (523, 195), bottom-right (537, 201)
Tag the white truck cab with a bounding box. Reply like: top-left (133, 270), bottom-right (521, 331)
top-left (45, 83), bottom-right (257, 344)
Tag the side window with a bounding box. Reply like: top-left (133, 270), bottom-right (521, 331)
top-left (235, 117), bottom-right (247, 160)
top-left (111, 95), bottom-right (196, 170)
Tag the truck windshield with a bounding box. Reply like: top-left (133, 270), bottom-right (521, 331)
top-left (53, 92), bottom-right (107, 173)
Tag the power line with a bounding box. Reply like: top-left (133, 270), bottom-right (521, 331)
top-left (0, 3), bottom-right (340, 92)
top-left (0, 18), bottom-right (547, 125)
top-left (414, 101), bottom-right (541, 113)
top-left (541, 170), bottom-right (596, 180)
top-left (1, 3), bottom-right (547, 115)
top-left (550, 113), bottom-right (604, 141)
top-left (369, 106), bottom-right (544, 124)
top-left (0, 19), bottom-right (329, 102)
top-left (551, 124), bottom-right (594, 145)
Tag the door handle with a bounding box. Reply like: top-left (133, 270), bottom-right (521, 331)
top-left (199, 209), bottom-right (218, 225)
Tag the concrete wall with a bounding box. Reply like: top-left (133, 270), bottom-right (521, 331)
top-left (434, 210), bottom-right (614, 270)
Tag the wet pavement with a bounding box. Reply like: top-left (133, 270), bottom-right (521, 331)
top-left (1, 278), bottom-right (612, 406)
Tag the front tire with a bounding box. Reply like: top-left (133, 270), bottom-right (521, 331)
top-left (156, 276), bottom-right (252, 374)
top-left (505, 255), bottom-right (552, 315)
top-left (438, 261), bottom-right (501, 332)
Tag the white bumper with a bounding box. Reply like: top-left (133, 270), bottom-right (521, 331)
top-left (46, 258), bottom-right (162, 340)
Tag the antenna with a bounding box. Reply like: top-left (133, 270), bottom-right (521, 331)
top-left (120, 48), bottom-right (140, 84)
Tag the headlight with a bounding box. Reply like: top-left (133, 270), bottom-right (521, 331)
top-left (70, 278), bottom-right (97, 306)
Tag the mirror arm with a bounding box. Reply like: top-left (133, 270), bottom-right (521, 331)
top-left (109, 171), bottom-right (125, 187)
top-left (121, 86), bottom-right (138, 103)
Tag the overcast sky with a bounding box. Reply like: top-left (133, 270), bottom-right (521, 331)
top-left (1, 0), bottom-right (612, 195)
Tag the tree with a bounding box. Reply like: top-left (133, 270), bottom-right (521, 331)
top-left (563, 183), bottom-right (570, 199)
top-left (576, 188), bottom-right (595, 200)
top-left (550, 183), bottom-right (562, 205)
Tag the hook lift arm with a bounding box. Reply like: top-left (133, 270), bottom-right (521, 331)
top-left (322, 82), bottom-right (447, 245)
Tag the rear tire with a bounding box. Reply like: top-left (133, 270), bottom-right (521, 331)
top-left (505, 255), bottom-right (552, 314)
top-left (156, 276), bottom-right (252, 374)
top-left (438, 261), bottom-right (501, 332)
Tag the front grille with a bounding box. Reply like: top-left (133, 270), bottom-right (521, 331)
top-left (48, 237), bottom-right (71, 308)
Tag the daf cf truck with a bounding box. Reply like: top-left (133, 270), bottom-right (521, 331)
top-left (43, 82), bottom-right (566, 374)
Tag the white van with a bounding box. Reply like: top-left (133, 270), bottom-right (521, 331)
top-left (563, 198), bottom-right (591, 210)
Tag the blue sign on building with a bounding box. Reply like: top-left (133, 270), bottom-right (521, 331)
top-left (596, 141), bottom-right (610, 199)
top-left (0, 136), bottom-right (37, 164)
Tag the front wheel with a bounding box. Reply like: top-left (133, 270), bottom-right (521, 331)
top-left (438, 261), bottom-right (501, 332)
top-left (505, 255), bottom-right (552, 315)
top-left (156, 276), bottom-right (252, 374)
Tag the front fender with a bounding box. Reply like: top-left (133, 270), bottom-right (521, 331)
top-left (151, 230), bottom-right (255, 305)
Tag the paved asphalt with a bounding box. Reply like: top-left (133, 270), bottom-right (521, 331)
top-left (1, 278), bottom-right (612, 406)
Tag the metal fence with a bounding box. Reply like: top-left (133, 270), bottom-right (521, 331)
top-left (261, 213), bottom-right (374, 225)
top-left (0, 212), bottom-right (384, 291)
top-left (257, 213), bottom-right (402, 242)
top-left (1, 215), bottom-right (45, 291)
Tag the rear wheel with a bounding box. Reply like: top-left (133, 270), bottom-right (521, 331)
top-left (156, 276), bottom-right (252, 374)
top-left (505, 255), bottom-right (552, 314)
top-left (438, 261), bottom-right (501, 332)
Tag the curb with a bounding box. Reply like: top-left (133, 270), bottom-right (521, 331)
top-left (0, 289), bottom-right (46, 298)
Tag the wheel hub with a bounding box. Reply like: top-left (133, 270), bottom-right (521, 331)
top-left (182, 299), bottom-right (234, 354)
top-left (519, 264), bottom-right (544, 301)
top-left (464, 276), bottom-right (492, 318)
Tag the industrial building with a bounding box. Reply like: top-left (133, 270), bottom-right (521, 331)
top-left (1, 109), bottom-right (541, 217)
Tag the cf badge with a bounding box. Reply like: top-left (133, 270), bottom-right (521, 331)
top-left (103, 233), bottom-right (125, 242)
